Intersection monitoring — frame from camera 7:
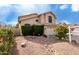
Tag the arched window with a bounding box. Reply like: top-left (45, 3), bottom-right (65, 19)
top-left (48, 16), bottom-right (52, 23)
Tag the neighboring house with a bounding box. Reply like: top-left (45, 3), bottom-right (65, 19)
top-left (18, 12), bottom-right (56, 35)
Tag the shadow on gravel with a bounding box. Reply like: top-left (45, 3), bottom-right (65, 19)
top-left (24, 36), bottom-right (68, 45)
top-left (71, 43), bottom-right (79, 48)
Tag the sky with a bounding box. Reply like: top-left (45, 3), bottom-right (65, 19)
top-left (0, 4), bottom-right (79, 26)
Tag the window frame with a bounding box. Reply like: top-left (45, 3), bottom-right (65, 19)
top-left (48, 16), bottom-right (52, 23)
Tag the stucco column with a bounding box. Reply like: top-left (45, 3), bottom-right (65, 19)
top-left (19, 24), bottom-right (23, 36)
top-left (68, 26), bottom-right (71, 43)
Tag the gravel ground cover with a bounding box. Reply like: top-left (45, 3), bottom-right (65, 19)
top-left (13, 36), bottom-right (79, 55)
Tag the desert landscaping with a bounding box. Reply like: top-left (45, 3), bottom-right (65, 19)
top-left (12, 36), bottom-right (79, 55)
top-left (0, 21), bottom-right (79, 55)
top-left (0, 11), bottom-right (79, 55)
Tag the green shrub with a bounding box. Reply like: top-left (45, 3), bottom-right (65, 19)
top-left (0, 42), bottom-right (12, 55)
top-left (0, 29), bottom-right (13, 42)
top-left (33, 25), bottom-right (44, 36)
top-left (21, 25), bottom-right (44, 36)
top-left (21, 26), bottom-right (33, 36)
top-left (21, 26), bottom-right (26, 36)
top-left (54, 24), bottom-right (68, 41)
top-left (0, 29), bottom-right (14, 55)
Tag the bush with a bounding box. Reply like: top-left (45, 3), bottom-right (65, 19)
top-left (0, 42), bottom-right (12, 55)
top-left (21, 25), bottom-right (44, 36)
top-left (21, 26), bottom-right (33, 36)
top-left (33, 25), bottom-right (44, 36)
top-left (0, 29), bottom-right (13, 43)
top-left (54, 24), bottom-right (68, 40)
top-left (0, 29), bottom-right (14, 55)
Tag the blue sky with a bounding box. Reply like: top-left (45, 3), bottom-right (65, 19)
top-left (0, 4), bottom-right (79, 26)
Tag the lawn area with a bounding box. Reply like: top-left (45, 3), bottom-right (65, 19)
top-left (13, 36), bottom-right (79, 55)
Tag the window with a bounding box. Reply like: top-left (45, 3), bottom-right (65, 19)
top-left (48, 16), bottom-right (52, 23)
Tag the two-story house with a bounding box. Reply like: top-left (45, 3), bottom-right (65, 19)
top-left (18, 12), bottom-right (56, 35)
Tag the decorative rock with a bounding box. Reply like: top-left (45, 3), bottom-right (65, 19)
top-left (21, 42), bottom-right (26, 48)
top-left (44, 44), bottom-right (48, 48)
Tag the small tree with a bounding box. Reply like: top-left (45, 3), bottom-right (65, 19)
top-left (54, 24), bottom-right (68, 40)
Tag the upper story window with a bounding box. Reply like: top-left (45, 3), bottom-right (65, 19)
top-left (48, 16), bottom-right (52, 23)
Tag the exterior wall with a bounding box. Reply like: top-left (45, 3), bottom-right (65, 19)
top-left (20, 17), bottom-right (40, 26)
top-left (39, 14), bottom-right (46, 24)
top-left (44, 26), bottom-right (56, 35)
top-left (39, 13), bottom-right (56, 25)
top-left (19, 14), bottom-right (38, 21)
top-left (45, 13), bottom-right (55, 25)
top-left (19, 12), bottom-right (56, 26)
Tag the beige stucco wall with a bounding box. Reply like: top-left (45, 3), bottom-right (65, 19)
top-left (19, 14), bottom-right (38, 21)
top-left (20, 17), bottom-right (40, 26)
top-left (44, 28), bottom-right (54, 35)
top-left (45, 13), bottom-right (55, 25)
top-left (39, 14), bottom-right (46, 24)
top-left (39, 13), bottom-right (56, 25)
top-left (44, 26), bottom-right (56, 35)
